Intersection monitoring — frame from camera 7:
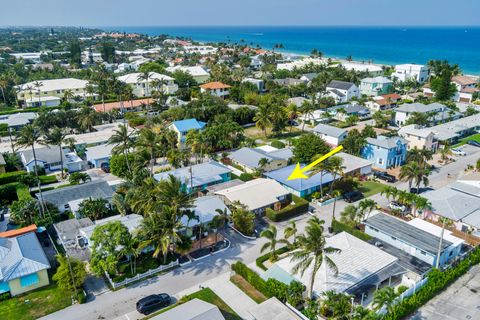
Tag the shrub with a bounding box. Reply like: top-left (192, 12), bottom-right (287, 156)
top-left (239, 173), bottom-right (254, 182)
top-left (256, 246), bottom-right (291, 271)
top-left (231, 209), bottom-right (255, 236)
top-left (265, 195), bottom-right (308, 222)
top-left (15, 183), bottom-right (32, 200)
top-left (0, 292), bottom-right (11, 301)
top-left (0, 171), bottom-right (27, 184)
top-left (270, 140), bottom-right (285, 149)
top-left (331, 219), bottom-right (372, 241)
top-left (0, 183), bottom-right (19, 203)
top-left (39, 175), bottom-right (58, 185)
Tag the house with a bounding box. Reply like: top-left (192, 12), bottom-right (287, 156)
top-left (0, 153), bottom-right (5, 174)
top-left (393, 64), bottom-right (429, 83)
top-left (277, 58), bottom-right (324, 71)
top-left (16, 78), bottom-right (96, 105)
top-left (273, 78), bottom-right (308, 87)
top-left (79, 214), bottom-right (143, 248)
top-left (168, 118), bottom-right (206, 148)
top-left (250, 55), bottom-right (264, 70)
top-left (242, 78), bottom-right (265, 92)
top-left (38, 180), bottom-right (114, 214)
top-left (228, 147), bottom-right (292, 173)
top-left (394, 102), bottom-right (459, 127)
top-left (398, 125), bottom-right (438, 152)
top-left (325, 80), bottom-right (359, 103)
top-left (248, 297), bottom-right (303, 320)
top-left (199, 82), bottom-right (231, 99)
top-left (85, 144), bottom-right (114, 169)
top-left (0, 232), bottom-right (51, 296)
top-left (287, 96), bottom-right (311, 108)
top-left (18, 146), bottom-right (83, 173)
top-left (361, 136), bottom-right (407, 170)
top-left (66, 122), bottom-right (134, 147)
top-left (149, 298), bottom-right (225, 320)
top-left (329, 104), bottom-right (371, 121)
top-left (118, 72), bottom-right (178, 97)
top-left (312, 123), bottom-right (347, 146)
top-left (153, 161), bottom-right (232, 194)
top-left (428, 113), bottom-right (480, 145)
top-left (264, 152), bottom-right (372, 197)
top-left (24, 96), bottom-right (61, 108)
top-left (339, 62), bottom-right (383, 75)
top-left (0, 112), bottom-right (37, 131)
top-left (300, 73), bottom-right (318, 83)
top-left (364, 212), bottom-right (464, 267)
top-left (422, 173), bottom-right (480, 235)
top-left (93, 98), bottom-right (154, 113)
top-left (214, 178), bottom-right (290, 214)
top-left (53, 218), bottom-right (95, 261)
top-left (359, 77), bottom-right (393, 96)
top-left (264, 232), bottom-right (404, 300)
top-left (366, 93), bottom-right (402, 111)
top-left (452, 76), bottom-right (479, 103)
top-left (166, 65), bottom-right (210, 84)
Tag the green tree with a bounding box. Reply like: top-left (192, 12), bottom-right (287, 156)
top-left (100, 42), bottom-right (116, 63)
top-left (69, 172), bottom-right (91, 185)
top-left (405, 112), bottom-right (430, 126)
top-left (429, 60), bottom-right (458, 101)
top-left (53, 255), bottom-right (87, 294)
top-left (253, 104), bottom-right (272, 137)
top-left (260, 225), bottom-right (286, 262)
top-left (341, 129), bottom-right (366, 156)
top-left (284, 220), bottom-right (298, 246)
top-left (43, 127), bottom-right (71, 179)
top-left (69, 40), bottom-right (82, 67)
top-left (290, 217), bottom-right (341, 298)
top-left (372, 111), bottom-right (391, 128)
top-left (231, 207), bottom-right (255, 236)
top-left (372, 286), bottom-right (398, 312)
top-left (108, 124), bottom-right (134, 175)
top-left (78, 198), bottom-right (110, 221)
top-left (340, 204), bottom-right (360, 227)
top-left (293, 133), bottom-right (330, 163)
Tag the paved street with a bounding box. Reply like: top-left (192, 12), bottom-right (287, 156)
top-left (409, 264), bottom-right (480, 320)
top-left (40, 145), bottom-right (480, 320)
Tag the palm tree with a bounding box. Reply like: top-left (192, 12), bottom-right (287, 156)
top-left (439, 144), bottom-right (452, 162)
top-left (300, 100), bottom-right (315, 132)
top-left (112, 193), bottom-right (129, 216)
top-left (381, 186), bottom-right (399, 202)
top-left (327, 156), bottom-right (344, 194)
top-left (372, 286), bottom-right (397, 312)
top-left (0, 74), bottom-right (9, 104)
top-left (407, 147), bottom-right (433, 169)
top-left (119, 235), bottom-right (138, 275)
top-left (311, 155), bottom-right (332, 200)
top-left (33, 80), bottom-right (43, 106)
top-left (15, 124), bottom-right (45, 215)
top-left (260, 225), bottom-right (285, 262)
top-left (138, 71), bottom-right (152, 97)
top-left (284, 221), bottom-right (298, 245)
top-left (43, 127), bottom-right (71, 179)
top-left (257, 157), bottom-right (271, 175)
top-left (136, 127), bottom-right (159, 176)
top-left (340, 205), bottom-right (360, 227)
top-left (284, 103), bottom-right (300, 132)
top-left (63, 89), bottom-right (75, 103)
top-left (253, 105), bottom-right (272, 137)
top-left (108, 124), bottom-right (134, 175)
top-left (76, 106), bottom-right (98, 132)
top-left (290, 217), bottom-right (341, 298)
top-left (210, 213), bottom-right (228, 244)
top-left (358, 199), bottom-right (377, 221)
top-left (330, 189), bottom-right (342, 228)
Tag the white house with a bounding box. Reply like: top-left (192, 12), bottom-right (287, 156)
top-left (19, 146), bottom-right (83, 173)
top-left (398, 124), bottom-right (438, 152)
top-left (325, 80), bottom-right (359, 103)
top-left (452, 76), bottom-right (479, 103)
top-left (199, 82), bottom-right (231, 99)
top-left (24, 96), bottom-right (61, 108)
top-left (312, 123), bottom-right (347, 146)
top-left (118, 72), bottom-right (178, 97)
top-left (393, 64), bottom-right (429, 83)
top-left (394, 102), bottom-right (458, 127)
top-left (242, 78), bottom-right (265, 92)
top-left (16, 78), bottom-right (96, 104)
top-left (166, 65), bottom-right (210, 84)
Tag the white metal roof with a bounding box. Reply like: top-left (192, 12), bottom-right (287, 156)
top-left (17, 78), bottom-right (90, 92)
top-left (118, 72), bottom-right (174, 84)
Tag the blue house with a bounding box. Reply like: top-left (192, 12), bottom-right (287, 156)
top-left (168, 118), bottom-right (206, 148)
top-left (153, 161), bottom-right (232, 193)
top-left (361, 136), bottom-right (407, 170)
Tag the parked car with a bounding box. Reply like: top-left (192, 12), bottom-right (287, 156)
top-left (451, 148), bottom-right (466, 156)
top-left (373, 171), bottom-right (396, 183)
top-left (100, 163), bottom-right (110, 173)
top-left (388, 201), bottom-right (406, 212)
top-left (136, 294), bottom-right (171, 315)
top-left (467, 140), bottom-right (480, 147)
top-left (343, 191), bottom-right (364, 203)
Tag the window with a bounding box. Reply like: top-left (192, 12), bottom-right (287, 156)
top-left (20, 273), bottom-right (39, 287)
top-left (378, 158), bottom-right (383, 165)
top-left (420, 250), bottom-right (427, 255)
top-left (391, 236), bottom-right (397, 241)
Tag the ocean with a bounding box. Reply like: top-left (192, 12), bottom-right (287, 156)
top-left (102, 26), bottom-right (480, 74)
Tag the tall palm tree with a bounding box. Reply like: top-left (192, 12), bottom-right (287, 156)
top-left (136, 127), bottom-right (159, 176)
top-left (358, 199), bottom-right (377, 221)
top-left (311, 155), bottom-right (332, 200)
top-left (119, 235), bottom-right (138, 275)
top-left (340, 205), bottom-right (360, 227)
top-left (63, 89), bottom-right (75, 103)
top-left (327, 156), bottom-right (344, 194)
top-left (290, 217), bottom-right (341, 298)
top-left (138, 71), bottom-right (152, 97)
top-left (372, 286), bottom-right (397, 312)
top-left (260, 225), bottom-right (287, 261)
top-left (33, 80), bottom-right (43, 106)
top-left (43, 127), bottom-right (71, 179)
top-left (284, 221), bottom-right (298, 245)
top-left (76, 106), bottom-right (98, 132)
top-left (15, 124), bottom-right (45, 215)
top-left (253, 105), bottom-right (272, 137)
top-left (399, 162), bottom-right (420, 191)
top-left (284, 103), bottom-right (300, 132)
top-left (330, 189), bottom-right (342, 227)
top-left (380, 186), bottom-right (399, 202)
top-left (300, 100), bottom-right (315, 132)
top-left (108, 124), bottom-right (134, 175)
top-left (0, 74), bottom-right (9, 105)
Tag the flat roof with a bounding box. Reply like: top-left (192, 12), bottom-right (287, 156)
top-left (365, 212), bottom-right (452, 255)
top-left (248, 297), bottom-right (302, 320)
top-left (149, 298), bottom-right (224, 320)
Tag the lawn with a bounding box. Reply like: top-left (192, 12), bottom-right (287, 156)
top-left (358, 180), bottom-right (388, 197)
top-left (146, 288), bottom-right (241, 320)
top-left (230, 274), bottom-right (267, 303)
top-left (0, 284), bottom-right (71, 320)
top-left (453, 133), bottom-right (480, 148)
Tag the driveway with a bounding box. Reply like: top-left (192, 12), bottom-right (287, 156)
top-left (409, 264), bottom-right (480, 320)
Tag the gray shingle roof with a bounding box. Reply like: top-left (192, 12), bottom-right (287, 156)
top-left (396, 102), bottom-right (446, 114)
top-left (327, 80), bottom-right (356, 90)
top-left (312, 124), bottom-right (347, 138)
top-left (150, 298), bottom-right (225, 320)
top-left (38, 180), bottom-right (114, 208)
top-left (366, 136), bottom-right (407, 149)
top-left (365, 213), bottom-right (452, 255)
top-left (20, 146), bottom-right (66, 165)
top-left (229, 147), bottom-right (292, 170)
top-left (0, 232), bottom-right (50, 282)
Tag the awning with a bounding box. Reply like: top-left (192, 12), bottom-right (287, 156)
top-left (345, 263), bottom-right (407, 295)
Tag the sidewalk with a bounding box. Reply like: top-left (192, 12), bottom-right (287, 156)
top-left (175, 272), bottom-right (258, 320)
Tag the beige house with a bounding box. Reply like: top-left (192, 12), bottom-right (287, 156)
top-left (398, 124), bottom-right (438, 152)
top-left (118, 72), bottom-right (178, 97)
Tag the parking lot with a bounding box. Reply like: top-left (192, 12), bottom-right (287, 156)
top-left (410, 264), bottom-right (480, 320)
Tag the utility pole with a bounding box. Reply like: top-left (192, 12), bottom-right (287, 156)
top-left (435, 218), bottom-right (446, 269)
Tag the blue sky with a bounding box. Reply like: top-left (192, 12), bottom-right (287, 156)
top-left (1, 0), bottom-right (479, 26)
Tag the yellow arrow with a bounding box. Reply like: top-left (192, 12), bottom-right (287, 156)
top-left (287, 145), bottom-right (343, 181)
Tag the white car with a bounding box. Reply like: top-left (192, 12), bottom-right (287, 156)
top-left (388, 201), bottom-right (406, 212)
top-left (451, 148), bottom-right (466, 156)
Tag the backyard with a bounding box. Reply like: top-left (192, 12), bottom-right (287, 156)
top-left (358, 180), bottom-right (388, 197)
top-left (146, 287), bottom-right (241, 320)
top-left (0, 283), bottom-right (71, 320)
top-left (453, 133), bottom-right (480, 147)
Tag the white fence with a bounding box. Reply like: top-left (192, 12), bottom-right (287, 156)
top-left (105, 260), bottom-right (179, 289)
top-left (377, 277), bottom-right (428, 315)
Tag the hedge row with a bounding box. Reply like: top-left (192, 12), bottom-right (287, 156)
top-left (39, 175), bottom-right (58, 185)
top-left (384, 247), bottom-right (480, 320)
top-left (256, 246), bottom-right (291, 271)
top-left (0, 171), bottom-right (27, 184)
top-left (0, 183), bottom-right (19, 203)
top-left (231, 261), bottom-right (291, 302)
top-left (331, 219), bottom-right (372, 241)
top-left (16, 183), bottom-right (32, 200)
top-left (266, 195), bottom-right (309, 222)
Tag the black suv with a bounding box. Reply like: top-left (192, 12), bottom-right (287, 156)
top-left (343, 191), bottom-right (364, 203)
top-left (136, 294), bottom-right (171, 315)
top-left (373, 171), bottom-right (396, 183)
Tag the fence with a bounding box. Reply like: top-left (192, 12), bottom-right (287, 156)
top-left (377, 277), bottom-right (429, 315)
top-left (105, 260), bottom-right (179, 289)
